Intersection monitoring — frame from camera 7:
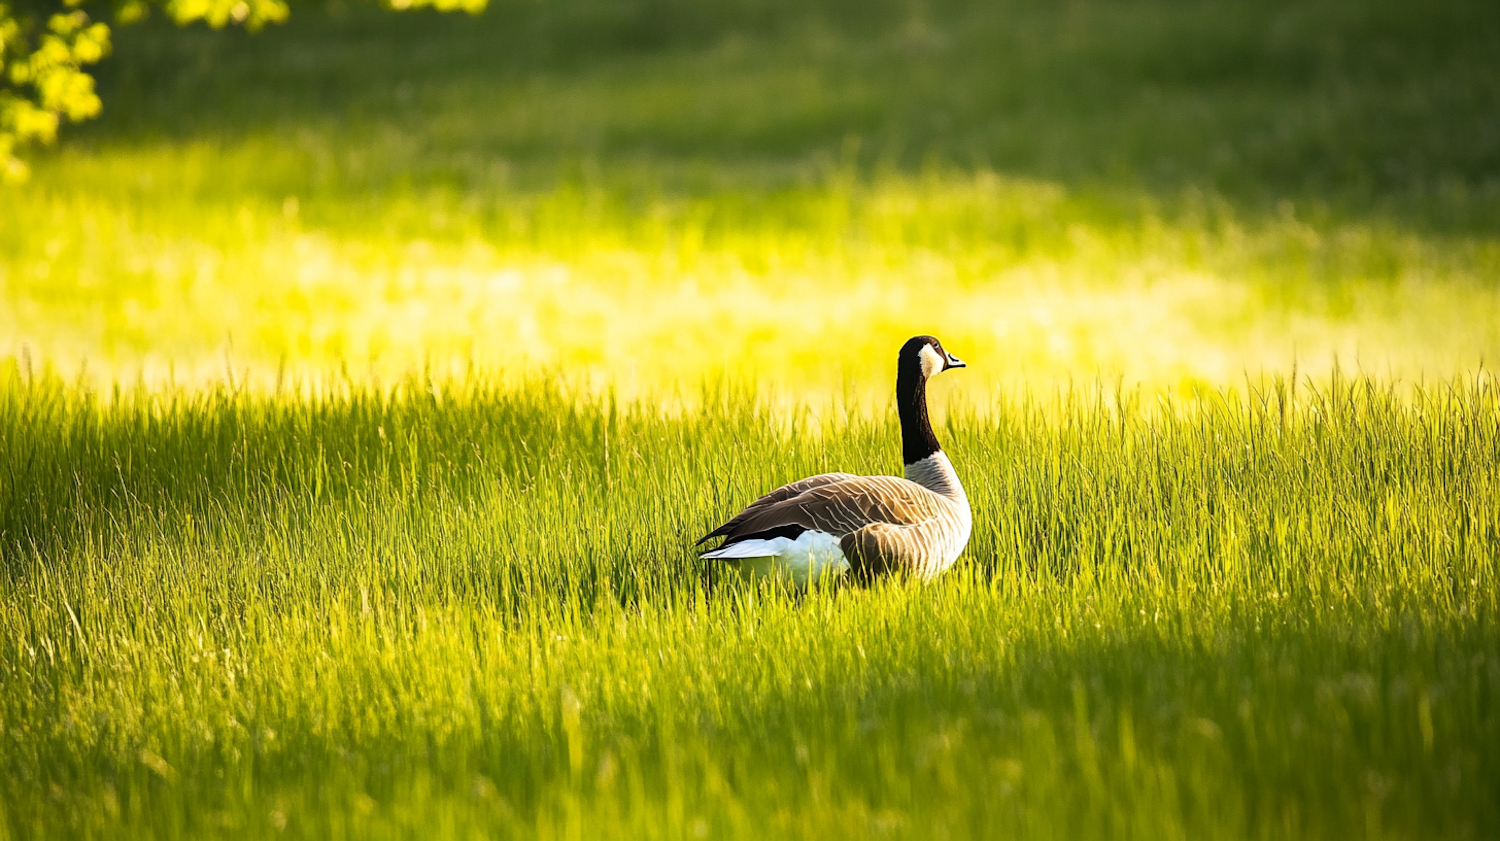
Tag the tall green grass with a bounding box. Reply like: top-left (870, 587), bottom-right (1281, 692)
top-left (4, 0), bottom-right (1499, 836)
top-left (3, 367), bottom-right (1496, 839)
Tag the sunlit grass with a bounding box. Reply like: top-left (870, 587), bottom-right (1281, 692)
top-left (3, 0), bottom-right (1498, 396)
top-left (6, 161), bottom-right (1499, 396)
top-left (2, 370), bottom-right (1497, 839)
top-left (2, 0), bottom-right (1499, 837)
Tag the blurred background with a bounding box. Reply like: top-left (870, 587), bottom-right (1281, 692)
top-left (3, 0), bottom-right (1498, 399)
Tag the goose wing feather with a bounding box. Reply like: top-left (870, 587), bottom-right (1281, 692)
top-left (702, 474), bottom-right (950, 546)
top-left (697, 472), bottom-right (858, 544)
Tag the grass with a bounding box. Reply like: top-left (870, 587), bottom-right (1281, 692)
top-left (1, 368), bottom-right (1497, 839)
top-left (2, 0), bottom-right (1498, 393)
top-left (3, 0), bottom-right (1500, 836)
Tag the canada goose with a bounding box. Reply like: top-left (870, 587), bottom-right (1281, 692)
top-left (699, 335), bottom-right (972, 584)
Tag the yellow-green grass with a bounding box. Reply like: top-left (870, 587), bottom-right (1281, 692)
top-left (2, 369), bottom-right (1497, 839)
top-left (3, 0), bottom-right (1499, 396)
top-left (4, 0), bottom-right (1500, 837)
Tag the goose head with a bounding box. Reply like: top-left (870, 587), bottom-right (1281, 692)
top-left (900, 335), bottom-right (966, 381)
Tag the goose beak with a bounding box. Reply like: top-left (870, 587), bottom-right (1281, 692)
top-left (945, 353), bottom-right (966, 370)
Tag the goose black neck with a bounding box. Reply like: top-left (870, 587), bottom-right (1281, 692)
top-left (896, 365), bottom-right (942, 466)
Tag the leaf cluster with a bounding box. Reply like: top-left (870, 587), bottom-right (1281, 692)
top-left (0, 0), bottom-right (483, 181)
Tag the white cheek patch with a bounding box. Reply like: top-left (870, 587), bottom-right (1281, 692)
top-left (919, 344), bottom-right (943, 378)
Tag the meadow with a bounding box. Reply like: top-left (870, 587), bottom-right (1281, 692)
top-left (3, 0), bottom-right (1500, 837)
top-left (2, 371), bottom-right (1498, 839)
top-left (3, 0), bottom-right (1499, 393)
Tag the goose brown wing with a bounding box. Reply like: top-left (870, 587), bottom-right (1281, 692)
top-left (703, 475), bottom-right (949, 545)
top-left (697, 472), bottom-right (857, 545)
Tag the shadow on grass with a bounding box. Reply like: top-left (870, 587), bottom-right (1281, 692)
top-left (59, 0), bottom-right (1500, 235)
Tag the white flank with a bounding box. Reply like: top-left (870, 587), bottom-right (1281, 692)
top-left (701, 530), bottom-right (850, 587)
